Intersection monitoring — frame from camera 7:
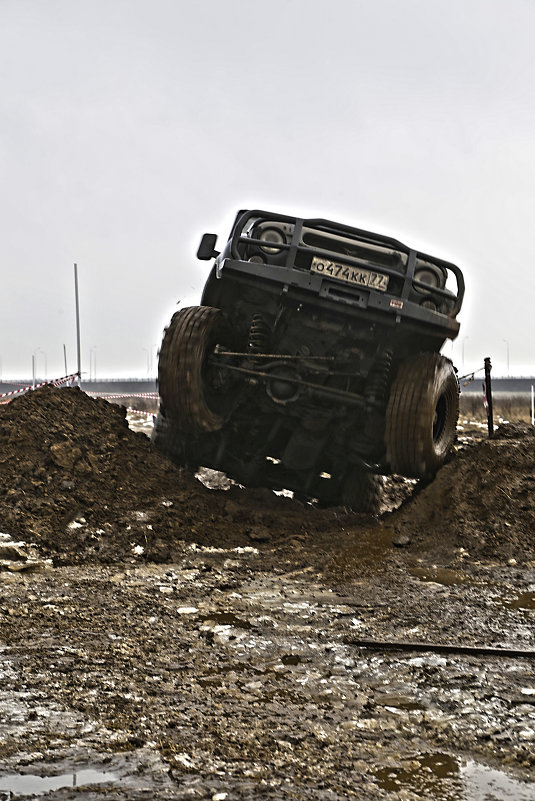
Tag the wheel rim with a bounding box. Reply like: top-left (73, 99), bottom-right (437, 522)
top-left (433, 393), bottom-right (448, 443)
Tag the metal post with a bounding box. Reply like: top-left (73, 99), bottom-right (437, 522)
top-left (32, 355), bottom-right (35, 388)
top-left (484, 357), bottom-right (493, 438)
top-left (531, 385), bottom-right (534, 426)
top-left (63, 344), bottom-right (68, 376)
top-left (74, 264), bottom-right (81, 386)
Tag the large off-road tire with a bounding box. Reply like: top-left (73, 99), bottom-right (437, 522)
top-left (340, 468), bottom-right (383, 514)
top-left (150, 404), bottom-right (187, 466)
top-left (158, 306), bottom-right (233, 433)
top-left (311, 467), bottom-right (382, 513)
top-left (385, 352), bottom-right (459, 479)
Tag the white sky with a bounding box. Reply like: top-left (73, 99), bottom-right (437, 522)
top-left (2, 0), bottom-right (535, 379)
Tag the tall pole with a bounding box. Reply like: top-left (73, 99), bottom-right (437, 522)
top-left (74, 263), bottom-right (81, 386)
top-left (63, 344), bottom-right (68, 376)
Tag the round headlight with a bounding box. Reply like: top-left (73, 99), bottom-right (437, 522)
top-left (420, 298), bottom-right (438, 311)
top-left (258, 227), bottom-right (286, 254)
top-left (414, 265), bottom-right (444, 293)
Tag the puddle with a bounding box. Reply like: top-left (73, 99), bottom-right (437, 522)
top-left (502, 592), bottom-right (535, 610)
top-left (329, 524), bottom-right (398, 571)
top-left (199, 612), bottom-right (253, 629)
top-left (409, 567), bottom-right (470, 586)
top-left (281, 654), bottom-right (302, 666)
top-left (0, 768), bottom-right (118, 796)
top-left (374, 753), bottom-right (535, 799)
top-left (462, 760), bottom-right (535, 799)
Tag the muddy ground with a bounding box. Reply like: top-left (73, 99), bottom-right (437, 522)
top-left (0, 387), bottom-right (534, 799)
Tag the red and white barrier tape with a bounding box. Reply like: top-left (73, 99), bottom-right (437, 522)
top-left (0, 372), bottom-right (80, 400)
top-left (126, 407), bottom-right (155, 418)
top-left (87, 392), bottom-right (159, 400)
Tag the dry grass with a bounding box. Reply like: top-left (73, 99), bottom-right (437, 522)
top-left (460, 393), bottom-right (533, 423)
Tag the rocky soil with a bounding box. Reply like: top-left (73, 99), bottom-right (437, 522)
top-left (0, 387), bottom-right (534, 800)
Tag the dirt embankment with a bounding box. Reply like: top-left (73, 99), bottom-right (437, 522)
top-left (0, 387), bottom-right (358, 565)
top-left (1, 386), bottom-right (534, 567)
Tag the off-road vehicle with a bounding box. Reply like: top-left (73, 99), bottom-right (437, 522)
top-left (152, 209), bottom-right (464, 510)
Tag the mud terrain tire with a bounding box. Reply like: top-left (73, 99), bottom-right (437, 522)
top-left (385, 353), bottom-right (459, 479)
top-left (150, 404), bottom-right (187, 465)
top-left (341, 468), bottom-right (382, 514)
top-left (158, 306), bottom-right (233, 433)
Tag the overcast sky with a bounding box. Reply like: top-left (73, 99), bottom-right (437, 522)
top-left (2, 0), bottom-right (535, 380)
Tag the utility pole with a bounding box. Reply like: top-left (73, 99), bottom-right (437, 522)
top-left (74, 264), bottom-right (81, 386)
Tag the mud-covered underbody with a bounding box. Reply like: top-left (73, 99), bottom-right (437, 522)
top-left (154, 299), bottom-right (458, 507)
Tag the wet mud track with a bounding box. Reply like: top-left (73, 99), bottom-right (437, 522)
top-left (0, 389), bottom-right (534, 798)
top-left (1, 536), bottom-right (535, 799)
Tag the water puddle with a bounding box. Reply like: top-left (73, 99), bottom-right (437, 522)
top-left (0, 768), bottom-right (118, 796)
top-left (374, 692), bottom-right (426, 711)
top-left (374, 753), bottom-right (535, 799)
top-left (502, 592), bottom-right (535, 610)
top-left (409, 566), bottom-right (470, 586)
top-left (281, 654), bottom-right (301, 666)
top-left (463, 760), bottom-right (535, 799)
top-left (375, 753), bottom-right (457, 795)
top-left (329, 524), bottom-right (398, 571)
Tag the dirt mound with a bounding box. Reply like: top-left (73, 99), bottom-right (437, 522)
top-left (0, 387), bottom-right (347, 564)
top-left (493, 420), bottom-right (535, 439)
top-left (1, 387), bottom-right (534, 566)
top-left (389, 428), bottom-right (535, 562)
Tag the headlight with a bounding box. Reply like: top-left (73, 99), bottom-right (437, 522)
top-left (258, 226), bottom-right (286, 254)
top-left (414, 264), bottom-right (445, 293)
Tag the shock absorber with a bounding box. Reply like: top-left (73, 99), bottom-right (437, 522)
top-left (248, 313), bottom-right (271, 356)
top-left (365, 347), bottom-right (393, 406)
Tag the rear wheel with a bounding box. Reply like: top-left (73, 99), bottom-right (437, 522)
top-left (385, 353), bottom-right (459, 479)
top-left (158, 306), bottom-right (234, 433)
top-left (340, 468), bottom-right (382, 514)
top-left (312, 467), bottom-right (382, 513)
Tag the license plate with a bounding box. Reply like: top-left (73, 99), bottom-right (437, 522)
top-left (310, 256), bottom-right (389, 292)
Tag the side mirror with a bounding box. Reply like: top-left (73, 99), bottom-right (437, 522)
top-left (197, 233), bottom-right (219, 261)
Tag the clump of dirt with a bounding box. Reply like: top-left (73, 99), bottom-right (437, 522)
top-left (389, 433), bottom-right (535, 562)
top-left (0, 387), bottom-right (349, 565)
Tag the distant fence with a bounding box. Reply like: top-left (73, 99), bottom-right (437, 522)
top-left (0, 378), bottom-right (158, 395)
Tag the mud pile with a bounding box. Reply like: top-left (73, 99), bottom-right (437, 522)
top-left (0, 387), bottom-right (342, 564)
top-left (390, 423), bottom-right (535, 562)
top-left (1, 386), bottom-right (534, 566)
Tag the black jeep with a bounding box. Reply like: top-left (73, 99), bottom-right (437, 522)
top-left (152, 209), bottom-right (464, 511)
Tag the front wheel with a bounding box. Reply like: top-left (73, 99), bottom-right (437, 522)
top-left (385, 353), bottom-right (459, 479)
top-left (158, 306), bottom-right (234, 434)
